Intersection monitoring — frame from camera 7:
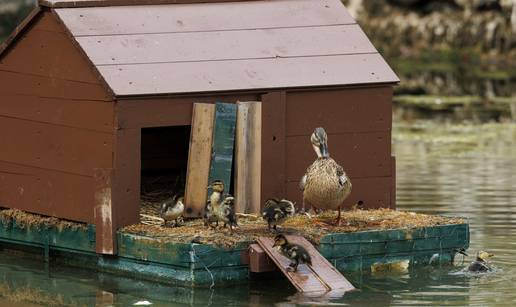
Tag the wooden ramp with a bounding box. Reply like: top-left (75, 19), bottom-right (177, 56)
top-left (256, 236), bottom-right (355, 294)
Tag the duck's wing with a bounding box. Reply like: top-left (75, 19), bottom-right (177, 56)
top-left (299, 174), bottom-right (307, 191)
top-left (336, 164), bottom-right (349, 187)
top-left (265, 198), bottom-right (280, 208)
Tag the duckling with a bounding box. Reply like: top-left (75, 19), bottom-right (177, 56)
top-left (467, 251), bottom-right (494, 273)
top-left (262, 198), bottom-right (295, 232)
top-left (204, 180), bottom-right (237, 232)
top-left (272, 234), bottom-right (312, 272)
top-left (300, 127), bottom-right (352, 225)
top-left (217, 196), bottom-right (238, 232)
top-left (160, 194), bottom-right (184, 227)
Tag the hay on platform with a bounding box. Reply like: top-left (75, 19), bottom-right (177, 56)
top-left (123, 207), bottom-right (465, 248)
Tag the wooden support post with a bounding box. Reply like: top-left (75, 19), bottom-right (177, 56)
top-left (94, 168), bottom-right (116, 255)
top-left (261, 92), bottom-right (286, 208)
top-left (235, 101), bottom-right (262, 213)
top-left (185, 103), bottom-right (216, 218)
top-left (241, 244), bottom-right (276, 273)
top-left (208, 102), bottom-right (237, 195)
top-left (391, 156), bottom-right (396, 209)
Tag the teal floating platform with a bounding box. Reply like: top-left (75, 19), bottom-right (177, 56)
top-left (0, 214), bottom-right (469, 287)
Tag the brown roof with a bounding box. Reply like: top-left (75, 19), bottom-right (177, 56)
top-left (11, 0), bottom-right (400, 96)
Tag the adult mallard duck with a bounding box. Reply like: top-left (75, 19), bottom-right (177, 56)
top-left (467, 251), bottom-right (494, 273)
top-left (204, 180), bottom-right (237, 232)
top-left (300, 127), bottom-right (352, 225)
top-left (272, 234), bottom-right (312, 272)
top-left (262, 198), bottom-right (295, 232)
top-left (160, 194), bottom-right (184, 227)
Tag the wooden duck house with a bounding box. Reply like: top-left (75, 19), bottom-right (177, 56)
top-left (0, 0), bottom-right (399, 254)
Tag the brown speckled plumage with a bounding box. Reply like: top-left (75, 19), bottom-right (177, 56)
top-left (303, 158), bottom-right (351, 210)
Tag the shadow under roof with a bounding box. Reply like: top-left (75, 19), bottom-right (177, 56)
top-left (48, 0), bottom-right (399, 96)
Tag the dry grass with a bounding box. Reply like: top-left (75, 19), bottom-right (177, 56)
top-left (0, 208), bottom-right (86, 231)
top-left (123, 208), bottom-right (465, 248)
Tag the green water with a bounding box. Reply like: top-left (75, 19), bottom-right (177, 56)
top-left (1, 119), bottom-right (515, 306)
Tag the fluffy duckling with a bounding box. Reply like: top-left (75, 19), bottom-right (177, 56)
top-left (273, 234), bottom-right (312, 272)
top-left (218, 196), bottom-right (238, 232)
top-left (300, 127), bottom-right (352, 225)
top-left (467, 251), bottom-right (494, 273)
top-left (160, 194), bottom-right (184, 227)
top-left (262, 198), bottom-right (296, 232)
top-left (204, 180), bottom-right (237, 232)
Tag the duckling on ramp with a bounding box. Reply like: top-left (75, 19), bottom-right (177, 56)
top-left (256, 236), bottom-right (355, 294)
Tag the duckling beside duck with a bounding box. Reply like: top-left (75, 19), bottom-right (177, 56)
top-left (300, 127), bottom-right (352, 225)
top-left (272, 234), bottom-right (312, 272)
top-left (204, 180), bottom-right (237, 232)
top-left (467, 251), bottom-right (494, 273)
top-left (160, 194), bottom-right (184, 227)
top-left (262, 198), bottom-right (295, 232)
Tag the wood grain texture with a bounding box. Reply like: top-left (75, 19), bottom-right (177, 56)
top-left (116, 94), bottom-right (259, 129)
top-left (286, 131), bottom-right (392, 180)
top-left (235, 101), bottom-right (261, 213)
top-left (97, 53), bottom-right (398, 96)
top-left (0, 70), bottom-right (110, 101)
top-left (287, 176), bottom-right (393, 210)
top-left (55, 0), bottom-right (353, 36)
top-left (0, 94), bottom-right (113, 132)
top-left (208, 103), bottom-right (237, 195)
top-left (391, 156), bottom-right (396, 209)
top-left (1, 29), bottom-right (101, 83)
top-left (94, 168), bottom-right (116, 254)
top-left (0, 7), bottom-right (41, 58)
top-left (78, 25), bottom-right (375, 65)
top-left (184, 103), bottom-right (215, 218)
top-left (287, 236), bottom-right (355, 292)
top-left (257, 237), bottom-right (328, 293)
top-left (261, 92), bottom-right (286, 205)
top-left (112, 128), bottom-right (141, 227)
top-left (0, 161), bottom-right (94, 223)
top-left (285, 87), bottom-right (393, 135)
top-left (248, 243), bottom-right (277, 273)
top-left (0, 116), bottom-right (113, 177)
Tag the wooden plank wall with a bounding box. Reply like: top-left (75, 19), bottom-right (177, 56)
top-left (0, 11), bottom-right (115, 224)
top-left (262, 86), bottom-right (395, 210)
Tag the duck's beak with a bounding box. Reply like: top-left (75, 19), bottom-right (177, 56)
top-left (272, 241), bottom-right (279, 248)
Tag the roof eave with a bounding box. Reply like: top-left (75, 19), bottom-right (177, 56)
top-left (0, 6), bottom-right (42, 60)
top-left (113, 81), bottom-right (401, 100)
top-left (38, 0), bottom-right (260, 9)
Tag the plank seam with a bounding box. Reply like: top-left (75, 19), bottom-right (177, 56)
top-left (0, 114), bottom-right (113, 134)
top-left (71, 23), bottom-right (358, 38)
top-left (93, 52), bottom-right (380, 67)
top-left (0, 159), bottom-right (96, 179)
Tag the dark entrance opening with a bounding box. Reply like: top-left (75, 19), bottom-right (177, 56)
top-left (140, 126), bottom-right (191, 217)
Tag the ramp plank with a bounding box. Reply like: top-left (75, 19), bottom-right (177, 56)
top-left (287, 236), bottom-right (356, 292)
top-left (257, 236), bottom-right (355, 293)
top-left (184, 103), bottom-right (215, 218)
top-left (257, 237), bottom-right (328, 294)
